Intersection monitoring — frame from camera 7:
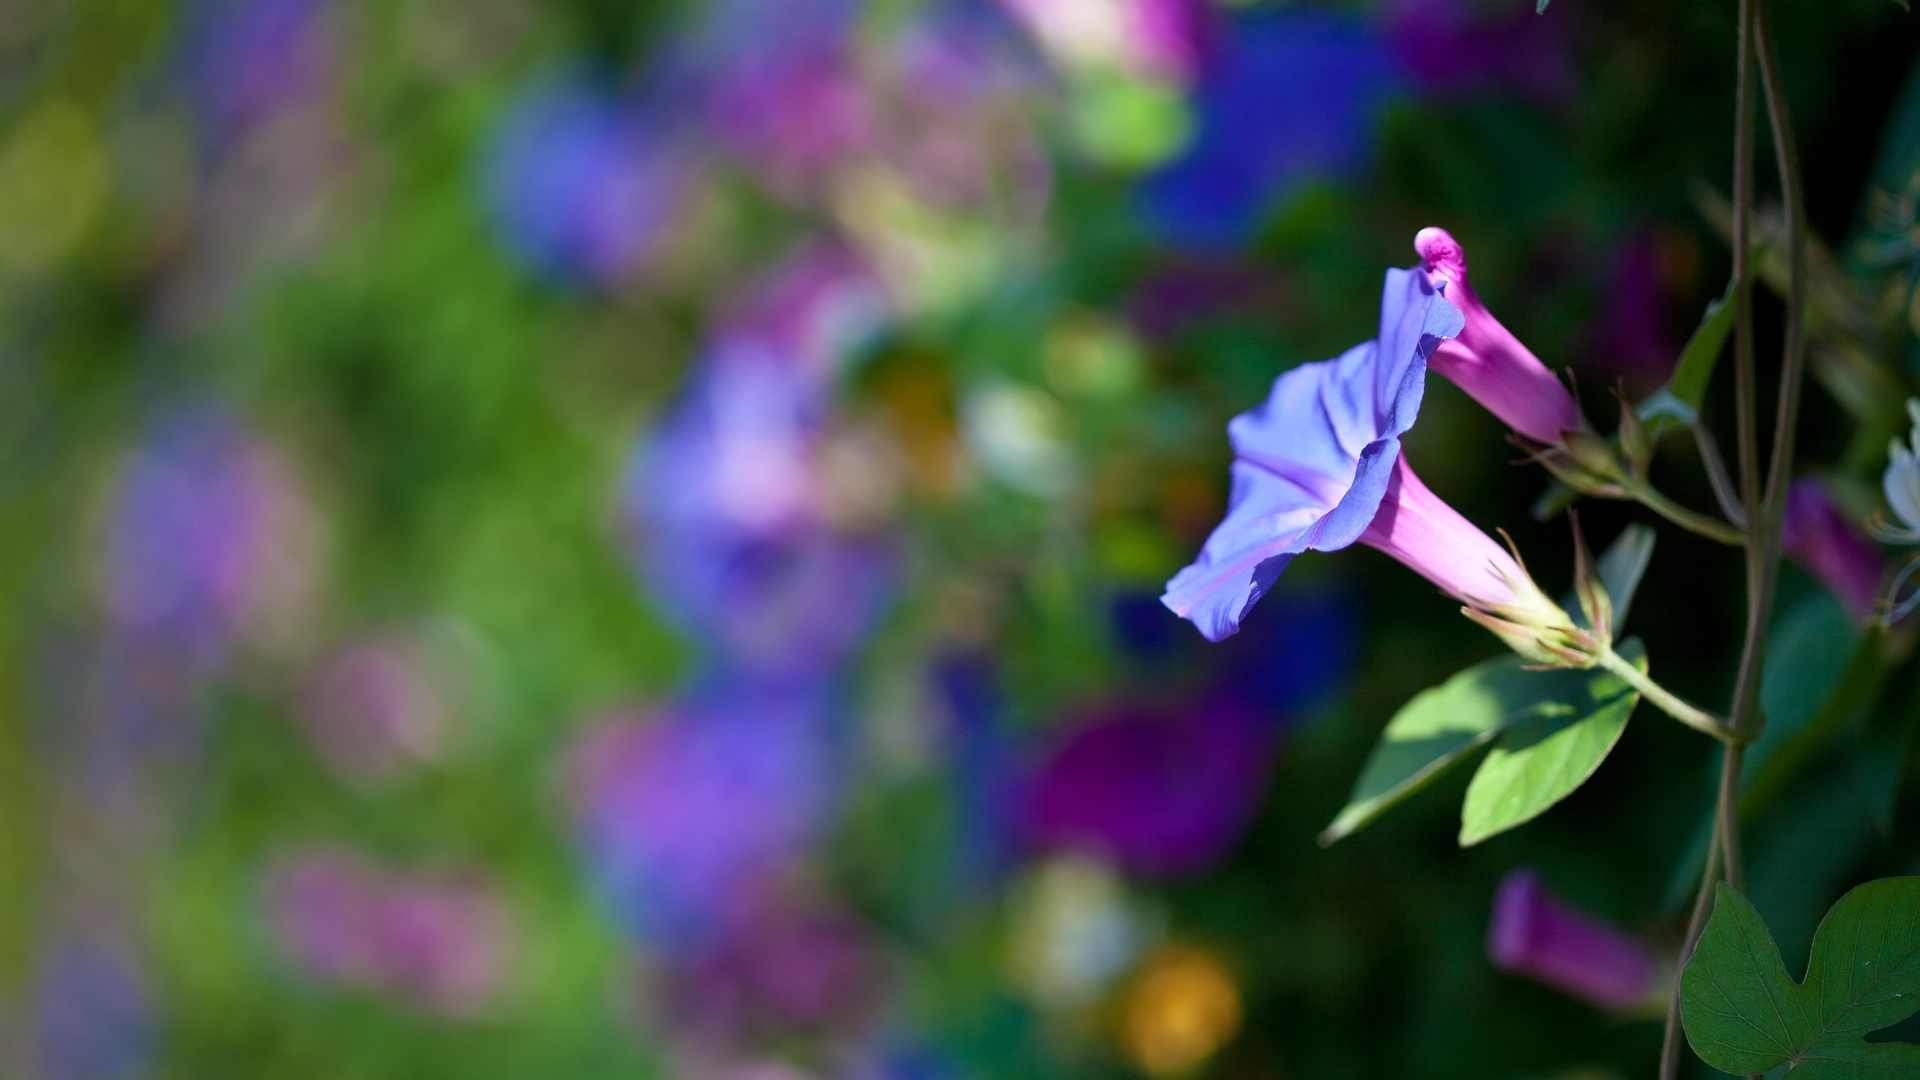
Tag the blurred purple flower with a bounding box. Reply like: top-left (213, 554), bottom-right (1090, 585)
top-left (178, 0), bottom-right (333, 143)
top-left (568, 686), bottom-right (836, 949)
top-left (484, 72), bottom-right (694, 287)
top-left (1021, 700), bottom-right (1271, 878)
top-left (626, 246), bottom-right (893, 674)
top-left (658, 901), bottom-right (881, 1043)
top-left (299, 634), bottom-right (447, 785)
top-left (1383, 0), bottom-right (1572, 103)
top-left (1416, 227), bottom-right (1584, 445)
top-left (32, 937), bottom-right (154, 1080)
top-left (365, 875), bottom-right (513, 1018)
top-left (1139, 8), bottom-right (1396, 250)
top-left (262, 847), bottom-right (513, 1017)
top-left (1160, 268), bottom-right (1461, 642)
top-left (263, 846), bottom-right (376, 983)
top-left (1488, 869), bottom-right (1659, 1012)
top-left (1581, 233), bottom-right (1676, 388)
top-left (1782, 477), bottom-right (1886, 622)
top-left (100, 405), bottom-right (315, 668)
top-left (684, 0), bottom-right (874, 194)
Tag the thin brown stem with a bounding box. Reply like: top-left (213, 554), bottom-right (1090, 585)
top-left (1661, 0), bottom-right (1757, 1074)
top-left (1661, 827), bottom-right (1724, 1079)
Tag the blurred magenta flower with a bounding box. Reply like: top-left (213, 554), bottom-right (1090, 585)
top-left (299, 633), bottom-right (447, 784)
top-left (31, 936), bottom-right (154, 1080)
top-left (567, 686), bottom-right (835, 948)
top-left (262, 847), bottom-right (513, 1018)
top-left (1487, 869), bottom-right (1659, 1012)
top-left (1160, 268), bottom-right (1462, 642)
top-left (1782, 477), bottom-right (1886, 622)
top-left (1415, 227), bottom-right (1584, 445)
top-left (100, 405), bottom-right (318, 668)
top-left (178, 0), bottom-right (334, 143)
top-left (484, 72), bottom-right (694, 287)
top-left (1021, 700), bottom-right (1270, 877)
top-left (1383, 0), bottom-right (1572, 102)
top-left (1139, 8), bottom-right (1396, 249)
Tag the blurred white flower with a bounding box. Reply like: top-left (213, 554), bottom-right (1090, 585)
top-left (961, 381), bottom-right (1076, 498)
top-left (1871, 398), bottom-right (1920, 543)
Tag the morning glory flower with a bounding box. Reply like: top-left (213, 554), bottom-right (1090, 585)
top-left (1870, 398), bottom-right (1920, 544)
top-left (1160, 266), bottom-right (1462, 642)
top-left (1415, 227), bottom-right (1585, 445)
top-left (1781, 477), bottom-right (1885, 622)
top-left (1487, 869), bottom-right (1661, 1013)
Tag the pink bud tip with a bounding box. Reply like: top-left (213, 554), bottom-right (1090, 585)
top-left (1414, 226), bottom-right (1468, 284)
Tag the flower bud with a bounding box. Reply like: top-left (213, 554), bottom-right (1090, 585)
top-left (1488, 869), bottom-right (1662, 1013)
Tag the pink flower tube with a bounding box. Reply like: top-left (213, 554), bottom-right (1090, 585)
top-left (1359, 454), bottom-right (1538, 609)
top-left (1782, 477), bottom-right (1886, 623)
top-left (1487, 869), bottom-right (1658, 1012)
top-left (1415, 227), bottom-right (1584, 445)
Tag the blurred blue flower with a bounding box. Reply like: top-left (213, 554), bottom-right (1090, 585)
top-left (482, 72), bottom-right (693, 287)
top-left (32, 938), bottom-right (154, 1080)
top-left (178, 0), bottom-right (333, 145)
top-left (1217, 584), bottom-right (1358, 717)
top-left (1139, 7), bottom-right (1397, 249)
top-left (1160, 269), bottom-right (1459, 642)
top-left (569, 680), bottom-right (838, 949)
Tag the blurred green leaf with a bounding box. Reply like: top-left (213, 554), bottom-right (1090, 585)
top-left (1319, 639), bottom-right (1643, 846)
top-left (1681, 878), bottom-right (1920, 1076)
top-left (1751, 611), bottom-right (1881, 810)
top-left (1458, 639), bottom-right (1643, 846)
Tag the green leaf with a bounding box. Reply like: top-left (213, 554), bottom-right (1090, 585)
top-left (1458, 639), bottom-right (1644, 846)
top-left (1659, 275), bottom-right (1739, 416)
top-left (1681, 878), bottom-right (1920, 1077)
top-left (1744, 611), bottom-right (1886, 817)
top-left (1319, 639), bottom-right (1644, 846)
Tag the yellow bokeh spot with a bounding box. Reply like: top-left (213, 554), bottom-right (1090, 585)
top-left (0, 101), bottom-right (104, 274)
top-left (1119, 945), bottom-right (1243, 1078)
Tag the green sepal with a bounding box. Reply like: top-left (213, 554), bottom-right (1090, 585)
top-left (1681, 878), bottom-right (1920, 1076)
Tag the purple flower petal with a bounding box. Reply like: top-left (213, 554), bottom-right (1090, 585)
top-left (1162, 268), bottom-right (1461, 641)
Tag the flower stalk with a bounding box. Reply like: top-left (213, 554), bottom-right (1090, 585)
top-left (1593, 646), bottom-right (1746, 745)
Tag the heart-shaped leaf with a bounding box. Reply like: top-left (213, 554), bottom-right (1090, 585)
top-left (1319, 639), bottom-right (1644, 846)
top-left (1681, 878), bottom-right (1920, 1077)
